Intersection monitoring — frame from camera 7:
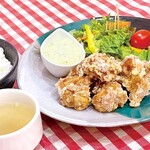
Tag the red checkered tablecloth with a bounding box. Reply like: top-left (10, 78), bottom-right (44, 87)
top-left (0, 0), bottom-right (150, 149)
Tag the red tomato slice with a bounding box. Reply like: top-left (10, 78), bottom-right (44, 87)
top-left (130, 29), bottom-right (150, 49)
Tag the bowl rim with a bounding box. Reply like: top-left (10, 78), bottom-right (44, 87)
top-left (0, 39), bottom-right (19, 82)
top-left (0, 89), bottom-right (40, 138)
top-left (40, 28), bottom-right (86, 67)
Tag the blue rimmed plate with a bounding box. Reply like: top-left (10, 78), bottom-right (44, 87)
top-left (17, 16), bottom-right (150, 127)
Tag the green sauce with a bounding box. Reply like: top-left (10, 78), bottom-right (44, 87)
top-left (43, 38), bottom-right (84, 66)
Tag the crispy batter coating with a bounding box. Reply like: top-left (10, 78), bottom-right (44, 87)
top-left (92, 82), bottom-right (128, 112)
top-left (69, 53), bottom-right (122, 82)
top-left (56, 53), bottom-right (150, 113)
top-left (55, 76), bottom-right (91, 110)
top-left (120, 55), bottom-right (150, 107)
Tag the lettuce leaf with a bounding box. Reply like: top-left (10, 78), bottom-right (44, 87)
top-left (72, 18), bottom-right (149, 61)
top-left (98, 28), bottom-right (132, 59)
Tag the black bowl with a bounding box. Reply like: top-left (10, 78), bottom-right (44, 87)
top-left (0, 39), bottom-right (19, 88)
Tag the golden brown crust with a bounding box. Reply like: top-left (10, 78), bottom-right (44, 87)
top-left (70, 53), bottom-right (122, 82)
top-left (92, 82), bottom-right (128, 112)
top-left (55, 76), bottom-right (91, 110)
top-left (120, 55), bottom-right (150, 107)
top-left (56, 53), bottom-right (150, 112)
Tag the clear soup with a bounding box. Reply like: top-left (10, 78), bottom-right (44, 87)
top-left (0, 102), bottom-right (35, 135)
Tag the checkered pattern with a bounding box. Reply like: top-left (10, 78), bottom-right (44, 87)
top-left (0, 0), bottom-right (150, 149)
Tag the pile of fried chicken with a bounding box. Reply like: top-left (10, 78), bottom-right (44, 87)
top-left (55, 53), bottom-right (150, 112)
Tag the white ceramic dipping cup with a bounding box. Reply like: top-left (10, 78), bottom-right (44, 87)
top-left (0, 89), bottom-right (43, 150)
top-left (40, 28), bottom-right (85, 78)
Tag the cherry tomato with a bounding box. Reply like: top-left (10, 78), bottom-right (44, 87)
top-left (130, 29), bottom-right (150, 49)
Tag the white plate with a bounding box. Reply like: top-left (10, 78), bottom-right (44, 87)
top-left (17, 18), bottom-right (150, 127)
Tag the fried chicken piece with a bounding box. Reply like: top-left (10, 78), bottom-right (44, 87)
top-left (69, 53), bottom-right (122, 82)
top-left (120, 55), bottom-right (150, 107)
top-left (68, 66), bottom-right (78, 76)
top-left (92, 81), bottom-right (128, 112)
top-left (55, 76), bottom-right (91, 110)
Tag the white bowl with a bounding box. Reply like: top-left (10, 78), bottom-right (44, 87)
top-left (40, 28), bottom-right (85, 78)
top-left (0, 89), bottom-right (43, 150)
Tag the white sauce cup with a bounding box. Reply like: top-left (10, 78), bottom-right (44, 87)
top-left (40, 28), bottom-right (85, 78)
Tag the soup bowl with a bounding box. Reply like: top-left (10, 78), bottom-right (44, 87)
top-left (0, 89), bottom-right (43, 150)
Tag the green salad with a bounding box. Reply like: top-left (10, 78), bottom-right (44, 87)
top-left (71, 16), bottom-right (150, 61)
